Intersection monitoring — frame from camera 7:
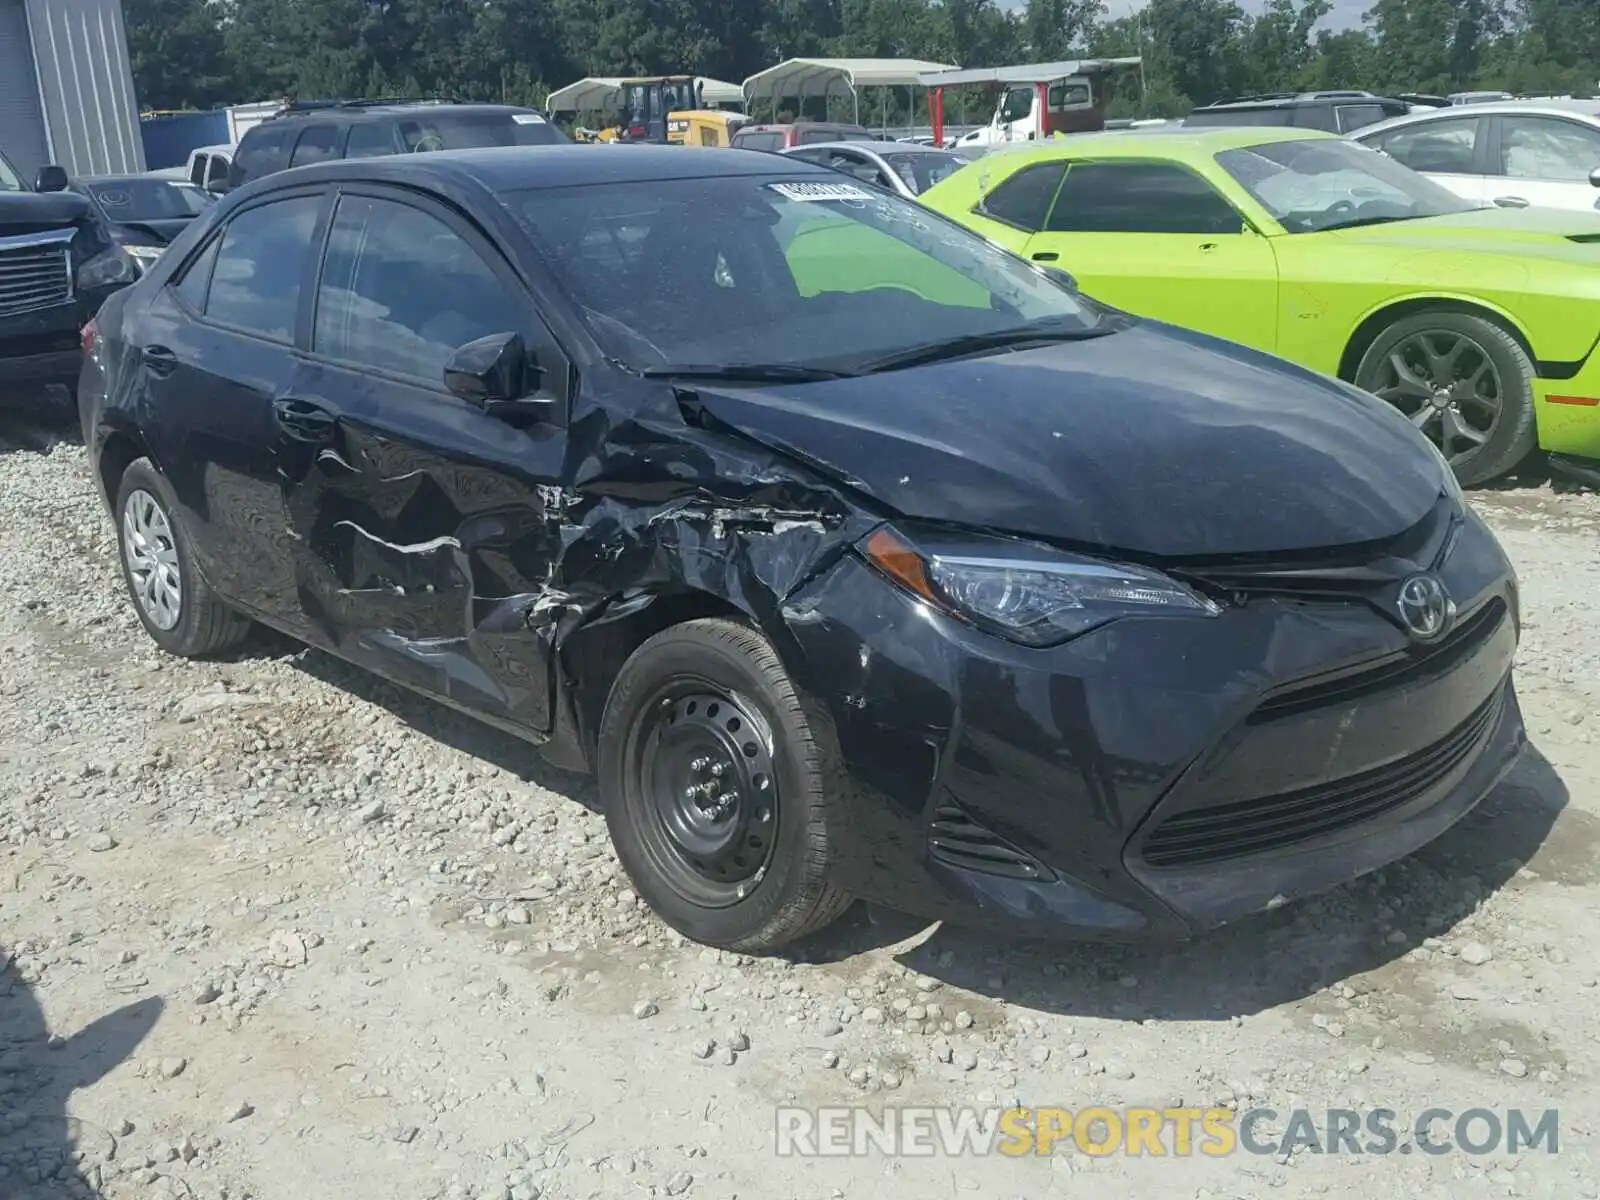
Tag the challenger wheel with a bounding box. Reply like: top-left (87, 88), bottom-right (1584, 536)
top-left (598, 618), bottom-right (853, 951)
top-left (1354, 310), bottom-right (1538, 487)
top-left (114, 457), bottom-right (251, 657)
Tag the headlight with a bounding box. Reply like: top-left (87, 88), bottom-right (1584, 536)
top-left (861, 526), bottom-right (1220, 647)
top-left (121, 244), bottom-right (165, 274)
top-left (76, 247), bottom-right (138, 289)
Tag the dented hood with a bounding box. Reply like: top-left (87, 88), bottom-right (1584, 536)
top-left (687, 322), bottom-right (1447, 559)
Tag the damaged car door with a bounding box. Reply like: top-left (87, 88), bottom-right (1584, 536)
top-left (283, 187), bottom-right (571, 733)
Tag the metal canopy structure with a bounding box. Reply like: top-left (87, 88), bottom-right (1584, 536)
top-left (545, 75), bottom-right (745, 116)
top-left (917, 57), bottom-right (1143, 89)
top-left (742, 57), bottom-right (958, 112)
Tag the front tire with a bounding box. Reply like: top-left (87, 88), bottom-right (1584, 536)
top-left (114, 457), bottom-right (251, 657)
top-left (598, 618), bottom-right (853, 951)
top-left (1354, 310), bottom-right (1538, 487)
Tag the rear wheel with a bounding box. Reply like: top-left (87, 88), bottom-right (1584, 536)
top-left (1354, 310), bottom-right (1538, 487)
top-left (114, 457), bottom-right (251, 657)
top-left (598, 618), bottom-right (853, 951)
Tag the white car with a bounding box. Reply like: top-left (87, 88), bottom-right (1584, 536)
top-left (777, 140), bottom-right (971, 199)
top-left (1352, 99), bottom-right (1600, 212)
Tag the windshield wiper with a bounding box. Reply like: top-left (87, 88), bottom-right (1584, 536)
top-left (854, 320), bottom-right (1115, 374)
top-left (641, 363), bottom-right (859, 383)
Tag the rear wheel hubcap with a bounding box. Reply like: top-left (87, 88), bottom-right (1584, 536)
top-left (122, 488), bottom-right (182, 631)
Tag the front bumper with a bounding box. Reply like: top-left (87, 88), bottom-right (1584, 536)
top-left (0, 290), bottom-right (109, 392)
top-left (779, 500), bottom-right (1525, 942)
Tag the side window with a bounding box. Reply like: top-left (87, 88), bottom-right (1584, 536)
top-left (1048, 162), bottom-right (1242, 234)
top-left (1335, 104), bottom-right (1388, 133)
top-left (205, 156), bottom-right (229, 189)
top-left (232, 125), bottom-right (291, 182)
top-left (313, 195), bottom-right (520, 383)
top-left (187, 155), bottom-right (207, 187)
top-left (1498, 116), bottom-right (1600, 181)
top-left (734, 131), bottom-right (784, 152)
top-left (976, 162), bottom-right (1067, 232)
top-left (174, 235), bottom-right (220, 311)
top-left (204, 195), bottom-right (323, 340)
top-left (290, 125), bottom-right (342, 167)
top-left (345, 121), bottom-right (399, 159)
top-left (1370, 118), bottom-right (1479, 174)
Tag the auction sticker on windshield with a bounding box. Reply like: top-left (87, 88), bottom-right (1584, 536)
top-left (512, 113), bottom-right (547, 124)
top-left (769, 182), bottom-right (874, 202)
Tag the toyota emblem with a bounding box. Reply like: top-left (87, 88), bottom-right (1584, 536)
top-left (1397, 574), bottom-right (1454, 642)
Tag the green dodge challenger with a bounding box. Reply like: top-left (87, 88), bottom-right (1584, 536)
top-left (918, 127), bottom-right (1600, 486)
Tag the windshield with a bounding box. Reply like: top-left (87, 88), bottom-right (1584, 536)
top-left (0, 151), bottom-right (21, 191)
top-left (512, 175), bottom-right (1104, 373)
top-left (84, 178), bottom-right (209, 220)
top-left (397, 111), bottom-right (566, 152)
top-left (883, 151), bottom-right (966, 195)
top-left (1216, 137), bottom-right (1475, 233)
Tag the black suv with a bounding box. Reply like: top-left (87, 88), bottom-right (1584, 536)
top-left (1185, 91), bottom-right (1410, 135)
top-left (2, 146), bottom-right (137, 403)
top-left (224, 100), bottom-right (569, 192)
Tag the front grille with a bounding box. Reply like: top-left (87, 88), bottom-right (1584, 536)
top-left (1251, 598), bottom-right (1506, 722)
top-left (0, 242), bottom-right (72, 316)
top-left (929, 802), bottom-right (1048, 880)
top-left (1141, 688), bottom-right (1502, 868)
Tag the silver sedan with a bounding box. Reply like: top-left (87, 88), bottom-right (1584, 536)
top-left (776, 140), bottom-right (977, 199)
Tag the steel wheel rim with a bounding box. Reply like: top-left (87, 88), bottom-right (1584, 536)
top-left (121, 488), bottom-right (182, 631)
top-left (1368, 330), bottom-right (1502, 465)
top-left (632, 685), bottom-right (779, 909)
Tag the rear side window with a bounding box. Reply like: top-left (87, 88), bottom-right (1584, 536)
top-left (290, 125), bottom-right (342, 167)
top-left (1368, 117), bottom-right (1480, 174)
top-left (1335, 104), bottom-right (1389, 133)
top-left (345, 121), bottom-right (399, 158)
top-left (204, 195), bottom-right (322, 341)
top-left (1048, 162), bottom-right (1241, 234)
top-left (231, 125), bottom-right (292, 184)
top-left (734, 131), bottom-right (785, 152)
top-left (1185, 108), bottom-right (1294, 127)
top-left (394, 111), bottom-right (567, 152)
top-left (977, 161), bottom-right (1067, 232)
top-left (313, 195), bottom-right (518, 382)
top-left (174, 235), bottom-right (220, 311)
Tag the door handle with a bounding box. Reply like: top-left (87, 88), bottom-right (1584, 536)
top-left (1493, 195), bottom-right (1529, 208)
top-left (141, 345), bottom-right (178, 377)
top-left (1031, 251), bottom-right (1059, 262)
top-left (272, 398), bottom-right (337, 443)
top-left (1199, 242), bottom-right (1219, 251)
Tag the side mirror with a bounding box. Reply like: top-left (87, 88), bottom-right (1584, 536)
top-left (34, 164), bottom-right (67, 193)
top-left (1043, 265), bottom-right (1078, 290)
top-left (443, 332), bottom-right (556, 423)
top-left (1590, 166), bottom-right (1600, 189)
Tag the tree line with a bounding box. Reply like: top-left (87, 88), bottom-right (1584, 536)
top-left (126, 0), bottom-right (1599, 123)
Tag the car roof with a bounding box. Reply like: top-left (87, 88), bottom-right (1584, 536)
top-left (1354, 97), bottom-right (1600, 139)
top-left (984, 125), bottom-right (1337, 162)
top-left (782, 140), bottom-right (953, 154)
top-left (1193, 92), bottom-right (1400, 110)
top-left (248, 144), bottom-right (830, 193)
top-left (250, 102), bottom-right (542, 129)
top-left (77, 173), bottom-right (197, 185)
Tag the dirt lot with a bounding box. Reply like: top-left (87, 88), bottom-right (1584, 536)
top-left (2, 406), bottom-right (1598, 1200)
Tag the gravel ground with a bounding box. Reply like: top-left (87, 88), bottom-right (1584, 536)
top-left (1, 404), bottom-right (1598, 1200)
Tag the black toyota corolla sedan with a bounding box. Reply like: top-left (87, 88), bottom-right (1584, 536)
top-left (78, 145), bottom-right (1526, 951)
